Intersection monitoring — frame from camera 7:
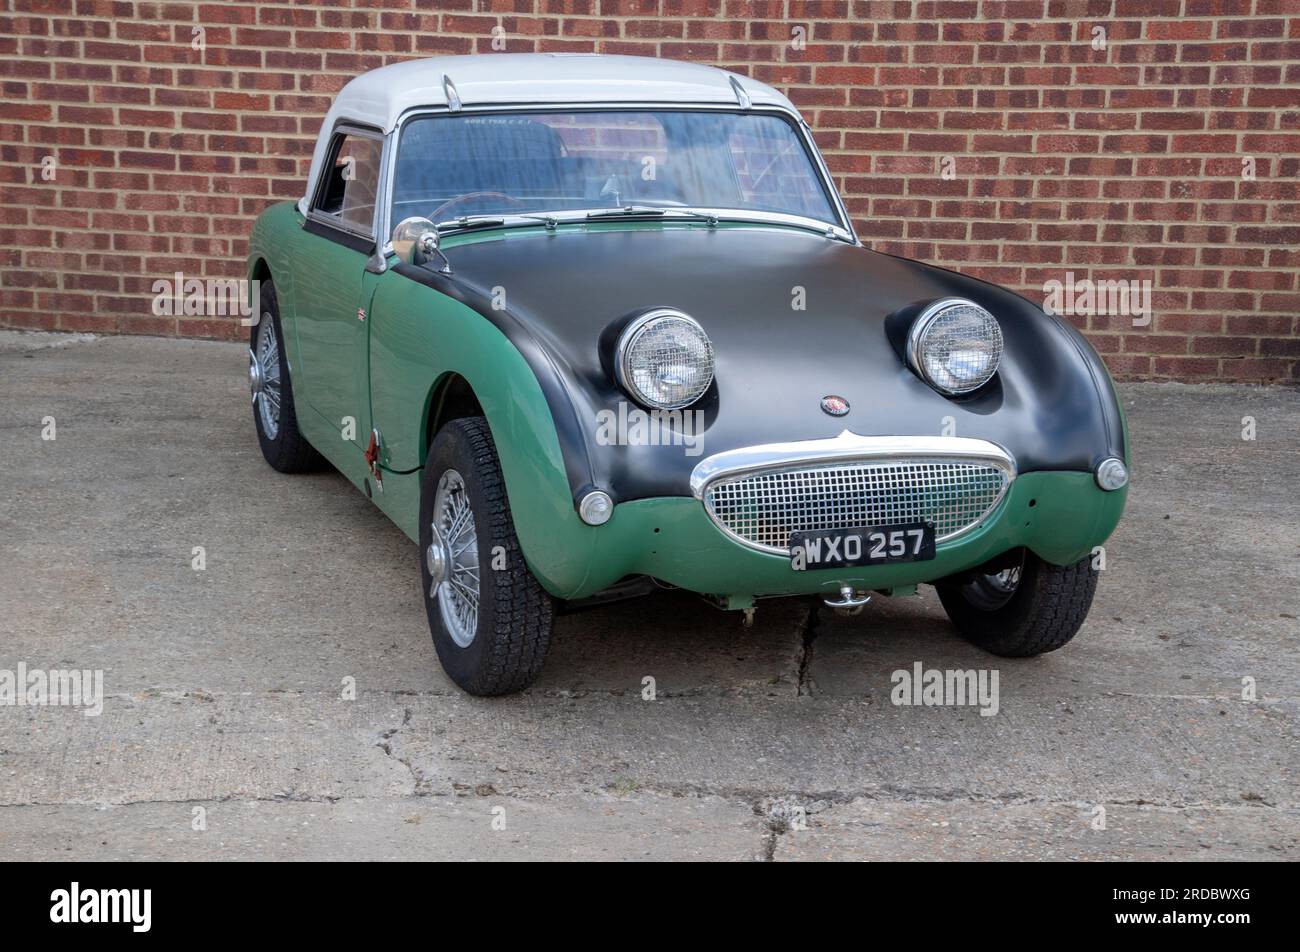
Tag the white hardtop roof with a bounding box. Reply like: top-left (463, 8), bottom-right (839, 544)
top-left (330, 53), bottom-right (797, 132)
top-left (300, 53), bottom-right (802, 216)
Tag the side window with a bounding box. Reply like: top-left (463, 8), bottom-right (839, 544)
top-left (314, 131), bottom-right (384, 234)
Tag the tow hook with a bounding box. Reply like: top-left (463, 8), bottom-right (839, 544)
top-left (823, 584), bottom-right (871, 615)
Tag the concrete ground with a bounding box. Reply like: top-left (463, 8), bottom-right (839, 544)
top-left (0, 330), bottom-right (1295, 861)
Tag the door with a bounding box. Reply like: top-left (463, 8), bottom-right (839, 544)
top-left (293, 125), bottom-right (386, 456)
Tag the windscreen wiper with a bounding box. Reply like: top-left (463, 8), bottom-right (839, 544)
top-left (585, 205), bottom-right (719, 226)
top-left (438, 208), bottom-right (723, 232)
top-left (436, 216), bottom-right (507, 231)
top-left (437, 214), bottom-right (566, 233)
top-left (585, 205), bottom-right (666, 219)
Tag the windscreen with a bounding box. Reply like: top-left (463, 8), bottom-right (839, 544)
top-left (391, 110), bottom-right (839, 226)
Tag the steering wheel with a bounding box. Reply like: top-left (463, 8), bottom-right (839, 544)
top-left (429, 191), bottom-right (528, 221)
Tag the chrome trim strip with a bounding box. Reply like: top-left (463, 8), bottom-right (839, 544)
top-left (690, 432), bottom-right (1017, 499)
top-left (800, 117), bottom-right (858, 245)
top-left (372, 121), bottom-right (397, 267)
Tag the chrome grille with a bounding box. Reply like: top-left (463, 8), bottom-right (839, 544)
top-left (702, 458), bottom-right (1012, 554)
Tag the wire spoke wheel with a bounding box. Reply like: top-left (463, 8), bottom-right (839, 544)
top-left (250, 311), bottom-right (281, 440)
top-left (419, 418), bottom-right (554, 695)
top-left (247, 280), bottom-right (321, 475)
top-left (429, 468), bottom-right (480, 647)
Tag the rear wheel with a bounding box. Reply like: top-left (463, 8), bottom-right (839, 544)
top-left (249, 280), bottom-right (321, 473)
top-left (419, 417), bottom-right (554, 696)
top-left (936, 550), bottom-right (1098, 657)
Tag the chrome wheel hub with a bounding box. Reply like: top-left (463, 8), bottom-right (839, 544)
top-left (426, 523), bottom-right (448, 588)
top-left (990, 566), bottom-right (1021, 590)
top-left (429, 469), bottom-right (479, 648)
top-left (250, 312), bottom-right (281, 440)
top-left (961, 554), bottom-right (1025, 612)
top-left (247, 353), bottom-right (264, 397)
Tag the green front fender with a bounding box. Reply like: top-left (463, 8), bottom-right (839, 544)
top-left (367, 270), bottom-right (601, 597)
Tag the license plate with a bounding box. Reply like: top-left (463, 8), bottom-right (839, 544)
top-left (789, 522), bottom-right (935, 571)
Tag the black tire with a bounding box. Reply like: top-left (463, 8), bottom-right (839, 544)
top-left (419, 417), bottom-right (554, 696)
top-left (935, 551), bottom-right (1099, 657)
top-left (250, 280), bottom-right (322, 473)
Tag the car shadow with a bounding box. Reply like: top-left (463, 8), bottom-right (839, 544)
top-left (534, 585), bottom-right (993, 698)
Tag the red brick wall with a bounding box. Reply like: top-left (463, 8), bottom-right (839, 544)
top-left (2, 0), bottom-right (1297, 382)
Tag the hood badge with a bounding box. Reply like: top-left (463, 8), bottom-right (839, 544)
top-left (821, 395), bottom-right (850, 416)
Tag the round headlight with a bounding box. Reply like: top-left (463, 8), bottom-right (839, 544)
top-left (907, 299), bottom-right (1004, 395)
top-left (616, 309), bottom-right (714, 410)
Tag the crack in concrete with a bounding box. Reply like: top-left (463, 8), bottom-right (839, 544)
top-left (584, 778), bottom-right (1299, 814)
top-left (795, 602), bottom-right (821, 697)
top-left (752, 795), bottom-right (814, 861)
top-left (374, 706), bottom-right (426, 794)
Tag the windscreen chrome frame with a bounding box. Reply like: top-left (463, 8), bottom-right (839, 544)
top-left (373, 101), bottom-right (859, 257)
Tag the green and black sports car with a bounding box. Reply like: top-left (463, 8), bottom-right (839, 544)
top-left (246, 53), bottom-right (1130, 695)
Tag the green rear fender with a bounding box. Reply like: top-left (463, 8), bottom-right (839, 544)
top-left (368, 273), bottom-right (597, 598)
top-left (247, 203), bottom-right (307, 374)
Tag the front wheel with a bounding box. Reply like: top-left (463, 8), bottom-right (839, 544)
top-left (419, 417), bottom-right (554, 695)
top-left (935, 550), bottom-right (1099, 657)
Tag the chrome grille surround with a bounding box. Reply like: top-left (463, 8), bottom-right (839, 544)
top-left (691, 433), bottom-right (1015, 556)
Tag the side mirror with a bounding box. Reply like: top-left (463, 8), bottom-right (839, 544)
top-left (392, 216), bottom-right (451, 274)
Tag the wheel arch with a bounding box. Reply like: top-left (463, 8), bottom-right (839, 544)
top-left (412, 362), bottom-right (598, 600)
top-left (422, 372), bottom-right (484, 466)
top-left (249, 256), bottom-right (272, 284)
top-left (245, 202), bottom-right (306, 341)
